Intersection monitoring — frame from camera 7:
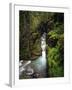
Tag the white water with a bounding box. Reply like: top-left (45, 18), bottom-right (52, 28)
top-left (41, 33), bottom-right (46, 66)
top-left (19, 33), bottom-right (47, 78)
top-left (31, 33), bottom-right (47, 77)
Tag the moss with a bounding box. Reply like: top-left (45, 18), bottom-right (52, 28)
top-left (19, 11), bottom-right (64, 77)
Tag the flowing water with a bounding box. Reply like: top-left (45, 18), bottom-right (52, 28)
top-left (19, 33), bottom-right (47, 79)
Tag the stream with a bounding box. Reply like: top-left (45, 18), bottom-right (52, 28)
top-left (19, 33), bottom-right (47, 79)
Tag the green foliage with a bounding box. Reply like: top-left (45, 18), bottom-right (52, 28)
top-left (46, 13), bottom-right (64, 77)
top-left (47, 46), bottom-right (64, 77)
top-left (19, 11), bottom-right (64, 77)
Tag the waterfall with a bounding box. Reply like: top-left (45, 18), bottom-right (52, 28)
top-left (41, 32), bottom-right (46, 66)
top-left (19, 32), bottom-right (47, 78)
